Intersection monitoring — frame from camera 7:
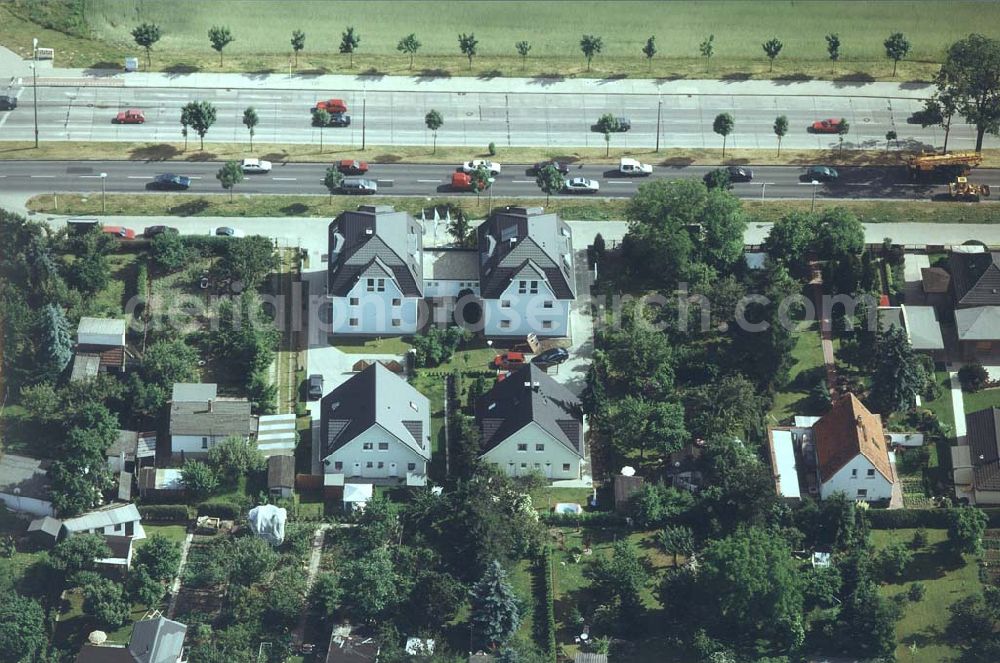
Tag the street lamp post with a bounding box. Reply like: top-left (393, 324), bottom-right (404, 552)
top-left (362, 95), bottom-right (367, 151)
top-left (32, 38), bottom-right (39, 148)
top-left (810, 180), bottom-right (820, 213)
top-left (100, 172), bottom-right (107, 213)
top-left (487, 177), bottom-right (495, 216)
top-left (655, 98), bottom-right (662, 152)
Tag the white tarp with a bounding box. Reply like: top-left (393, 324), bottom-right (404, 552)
top-left (247, 504), bottom-right (287, 546)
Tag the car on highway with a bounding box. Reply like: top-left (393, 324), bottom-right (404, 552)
top-left (337, 160), bottom-right (369, 175)
top-left (314, 98), bottom-right (348, 113)
top-left (144, 225), bottom-right (178, 238)
top-left (340, 177), bottom-right (378, 194)
top-left (324, 113), bottom-right (351, 127)
top-left (148, 174), bottom-right (191, 191)
top-left (619, 158), bottom-right (652, 176)
top-left (451, 172), bottom-right (489, 192)
top-left (211, 227), bottom-right (246, 238)
top-left (530, 160), bottom-right (571, 175)
top-left (532, 347), bottom-right (570, 365)
top-left (810, 118), bottom-right (843, 134)
top-left (724, 166), bottom-right (753, 183)
top-left (0, 95), bottom-right (16, 111)
top-left (240, 158), bottom-right (272, 174)
top-left (563, 177), bottom-right (600, 194)
top-left (805, 166), bottom-right (839, 182)
top-left (113, 109), bottom-right (145, 124)
top-left (462, 160), bottom-right (501, 176)
top-left (102, 226), bottom-right (136, 240)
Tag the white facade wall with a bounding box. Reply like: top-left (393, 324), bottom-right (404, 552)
top-left (482, 279), bottom-right (569, 337)
top-left (0, 492), bottom-right (54, 517)
top-left (172, 433), bottom-right (248, 455)
top-left (330, 277), bottom-right (420, 335)
top-left (820, 455), bottom-right (893, 501)
top-left (424, 278), bottom-right (480, 298)
top-left (481, 422), bottom-right (582, 480)
top-left (325, 424), bottom-right (428, 480)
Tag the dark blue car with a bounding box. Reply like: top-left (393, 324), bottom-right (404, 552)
top-left (148, 174), bottom-right (191, 190)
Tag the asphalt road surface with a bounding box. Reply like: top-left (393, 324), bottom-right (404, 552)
top-left (1, 160), bottom-right (998, 202)
top-left (0, 83), bottom-right (990, 152)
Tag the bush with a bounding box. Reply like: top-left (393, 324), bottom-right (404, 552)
top-left (488, 142), bottom-right (497, 156)
top-left (138, 504), bottom-right (192, 522)
top-left (959, 363), bottom-right (989, 392)
top-left (867, 508), bottom-right (952, 529)
top-left (908, 582), bottom-right (926, 602)
top-left (535, 548), bottom-right (556, 663)
top-left (912, 528), bottom-right (928, 549)
top-left (539, 511), bottom-right (626, 527)
top-left (197, 501), bottom-right (243, 520)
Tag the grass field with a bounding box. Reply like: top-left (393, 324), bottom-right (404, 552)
top-left (962, 386), bottom-right (1000, 414)
top-left (5, 1), bottom-right (997, 81)
top-left (769, 325), bottom-right (826, 425)
top-left (871, 528), bottom-right (979, 663)
top-left (922, 371), bottom-right (956, 437)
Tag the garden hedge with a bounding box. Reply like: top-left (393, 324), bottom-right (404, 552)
top-left (138, 504), bottom-right (192, 522)
top-left (540, 511), bottom-right (626, 527)
top-left (197, 501), bottom-right (243, 520)
top-left (867, 507), bottom-right (1000, 529)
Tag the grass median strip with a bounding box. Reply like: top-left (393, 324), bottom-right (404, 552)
top-left (25, 192), bottom-right (1000, 224)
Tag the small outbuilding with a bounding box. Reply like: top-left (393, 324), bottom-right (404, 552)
top-left (268, 455), bottom-right (295, 499)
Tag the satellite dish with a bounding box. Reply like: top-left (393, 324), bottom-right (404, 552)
top-left (620, 466), bottom-right (635, 477)
top-left (88, 631), bottom-right (108, 645)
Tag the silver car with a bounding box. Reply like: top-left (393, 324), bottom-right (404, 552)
top-left (341, 177), bottom-right (378, 194)
top-left (563, 177), bottom-right (600, 194)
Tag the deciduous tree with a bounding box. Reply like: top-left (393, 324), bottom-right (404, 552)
top-left (586, 539), bottom-right (648, 628)
top-left (0, 594), bottom-right (47, 662)
top-left (131, 23), bottom-right (161, 69)
top-left (242, 107), bottom-right (258, 150)
top-left (608, 395), bottom-right (687, 460)
top-left (642, 36), bottom-right (657, 71)
top-left (180, 460), bottom-right (219, 499)
top-left (398, 33), bottom-right (421, 69)
top-left (825, 33), bottom-right (841, 71)
top-left (51, 534), bottom-right (110, 576)
top-left (133, 534), bottom-right (182, 583)
top-left (773, 114), bottom-right (788, 155)
top-left (425, 109), bottom-right (443, 154)
top-left (700, 34), bottom-right (715, 71)
top-left (835, 118), bottom-right (850, 151)
top-left (340, 27), bottom-right (360, 67)
top-left (208, 26), bottom-right (234, 66)
top-left (216, 160), bottom-right (244, 201)
top-left (84, 578), bottom-right (130, 628)
top-left (338, 547), bottom-right (400, 622)
top-left (323, 165), bottom-right (342, 201)
top-left (219, 235), bottom-right (279, 289)
top-left (948, 506), bottom-right (989, 554)
top-left (312, 108), bottom-right (330, 152)
top-left (580, 34), bottom-right (603, 71)
top-left (713, 113), bottom-right (734, 159)
top-left (884, 32), bottom-right (911, 77)
top-left (458, 33), bottom-right (478, 69)
top-left (515, 40), bottom-right (531, 70)
top-left (936, 34), bottom-right (1000, 152)
top-left (207, 436), bottom-right (265, 484)
top-left (762, 37), bottom-right (783, 72)
top-left (661, 525), bottom-right (695, 565)
top-left (182, 100), bottom-right (217, 150)
top-left (291, 29), bottom-right (305, 67)
top-left (535, 163), bottom-right (565, 202)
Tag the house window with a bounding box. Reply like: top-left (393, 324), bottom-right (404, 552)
top-left (851, 469), bottom-right (858, 478)
top-left (377, 462), bottom-right (384, 469)
top-left (520, 463), bottom-right (527, 469)
top-left (366, 461), bottom-right (374, 468)
top-left (518, 280), bottom-right (527, 294)
top-left (392, 318), bottom-right (401, 327)
top-left (867, 469), bottom-right (876, 477)
top-left (543, 300), bottom-right (553, 309)
top-left (334, 461), bottom-right (343, 470)
top-left (542, 321), bottom-right (553, 329)
top-left (500, 320), bottom-right (511, 329)
top-left (376, 278), bottom-right (386, 292)
top-left (363, 442), bottom-right (373, 450)
top-left (501, 300), bottom-right (511, 308)
top-left (349, 318), bottom-right (359, 327)
top-left (201, 437), bottom-right (209, 449)
top-left (378, 442), bottom-right (389, 451)
top-left (114, 523), bottom-right (122, 532)
top-left (517, 443), bottom-right (528, 452)
top-left (857, 489), bottom-right (868, 498)
top-left (366, 278), bottom-right (375, 292)
top-left (529, 280), bottom-right (539, 294)
top-left (562, 463), bottom-right (571, 471)
top-left (533, 463), bottom-right (540, 469)
top-left (535, 443), bottom-right (545, 451)
top-left (392, 298), bottom-right (401, 307)
top-left (407, 463), bottom-right (416, 471)
top-left (350, 297), bottom-right (359, 306)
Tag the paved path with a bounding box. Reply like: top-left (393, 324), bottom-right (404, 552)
top-left (291, 523), bottom-right (332, 648)
top-left (166, 529), bottom-right (195, 619)
top-left (949, 370), bottom-right (968, 442)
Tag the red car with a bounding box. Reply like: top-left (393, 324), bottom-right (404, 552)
top-left (811, 118), bottom-right (843, 134)
top-left (314, 98), bottom-right (347, 113)
top-left (492, 352), bottom-right (526, 370)
top-left (451, 172), bottom-right (488, 192)
top-left (337, 159), bottom-right (369, 175)
top-left (102, 226), bottom-right (136, 240)
top-left (113, 109), bottom-right (145, 124)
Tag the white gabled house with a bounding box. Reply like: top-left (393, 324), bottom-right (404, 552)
top-left (168, 383), bottom-right (256, 456)
top-left (320, 363), bottom-right (431, 485)
top-left (475, 365), bottom-right (585, 481)
top-left (29, 502), bottom-right (145, 543)
top-left (813, 394), bottom-right (896, 502)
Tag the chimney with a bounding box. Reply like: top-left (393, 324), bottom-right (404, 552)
top-left (208, 399), bottom-right (214, 413)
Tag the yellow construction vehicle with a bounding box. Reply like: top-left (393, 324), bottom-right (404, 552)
top-left (907, 152), bottom-right (982, 179)
top-left (948, 177), bottom-right (991, 202)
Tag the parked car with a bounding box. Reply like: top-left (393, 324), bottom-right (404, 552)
top-left (337, 159), bottom-right (369, 175)
top-left (619, 157), bottom-right (652, 176)
top-left (326, 113), bottom-right (351, 127)
top-left (314, 98), bottom-right (348, 114)
top-left (532, 347), bottom-right (570, 365)
top-left (805, 166), bottom-right (839, 182)
top-left (113, 109), bottom-right (145, 124)
top-left (492, 352), bottom-right (526, 370)
top-left (462, 160), bottom-right (501, 176)
top-left (102, 226), bottom-right (135, 240)
top-left (340, 177), bottom-right (378, 194)
top-left (531, 160), bottom-right (570, 175)
top-left (810, 118), bottom-right (843, 134)
top-left (0, 95), bottom-right (16, 111)
top-left (148, 174), bottom-right (191, 190)
top-left (240, 158), bottom-right (272, 174)
top-left (143, 225), bottom-right (178, 238)
top-left (563, 177), bottom-right (600, 194)
top-left (724, 166), bottom-right (753, 183)
top-left (308, 374), bottom-right (324, 400)
top-left (211, 226), bottom-right (246, 237)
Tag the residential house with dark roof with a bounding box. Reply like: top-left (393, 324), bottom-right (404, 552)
top-left (326, 625), bottom-right (379, 663)
top-left (946, 251), bottom-right (1000, 357)
top-left (71, 317), bottom-right (127, 381)
top-left (475, 365), bottom-right (585, 480)
top-left (327, 205), bottom-right (424, 336)
top-left (812, 394), bottom-right (896, 502)
top-left (477, 207), bottom-right (576, 337)
top-left (0, 453), bottom-right (53, 517)
top-left (320, 363), bottom-right (431, 484)
top-left (168, 383), bottom-right (256, 456)
top-left (953, 407), bottom-right (1000, 505)
top-left (75, 614), bottom-right (187, 663)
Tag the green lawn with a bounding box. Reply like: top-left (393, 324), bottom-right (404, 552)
top-left (54, 589), bottom-right (150, 649)
top-left (529, 486), bottom-right (593, 512)
top-left (923, 371), bottom-right (957, 438)
top-left (962, 386), bottom-right (1000, 415)
top-left (871, 528), bottom-right (979, 663)
top-left (138, 524), bottom-right (188, 547)
top-left (9, 1), bottom-right (996, 81)
top-left (769, 325), bottom-right (826, 425)
top-left (334, 336), bottom-right (414, 355)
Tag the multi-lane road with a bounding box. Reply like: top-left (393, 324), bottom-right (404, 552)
top-left (0, 82), bottom-right (991, 152)
top-left (1, 160), bottom-right (998, 202)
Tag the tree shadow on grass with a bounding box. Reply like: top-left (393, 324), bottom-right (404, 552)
top-left (184, 151), bottom-right (217, 162)
top-left (259, 151), bottom-right (290, 163)
top-left (478, 69), bottom-right (503, 80)
top-left (280, 202), bottom-right (310, 215)
top-left (721, 71), bottom-right (753, 81)
top-left (528, 74), bottom-right (565, 87)
top-left (373, 153), bottom-right (403, 163)
top-left (415, 69), bottom-right (451, 82)
top-left (598, 73), bottom-right (628, 84)
top-left (657, 156), bottom-right (696, 168)
top-left (168, 199), bottom-right (211, 216)
top-left (164, 63), bottom-right (200, 77)
top-left (129, 143), bottom-right (181, 161)
top-left (84, 63), bottom-right (121, 75)
top-left (773, 72), bottom-right (814, 85)
top-left (833, 72), bottom-right (877, 85)
top-left (356, 68), bottom-right (385, 81)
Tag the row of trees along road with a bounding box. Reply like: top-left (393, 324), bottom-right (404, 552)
top-left (130, 22), bottom-right (917, 76)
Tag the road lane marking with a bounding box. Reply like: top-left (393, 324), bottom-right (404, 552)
top-left (606, 181), bottom-right (632, 184)
top-left (417, 179), bottom-right (441, 183)
top-left (188, 176), bottom-right (202, 180)
top-left (272, 177), bottom-right (297, 181)
top-left (127, 176), bottom-right (152, 179)
top-left (376, 179), bottom-right (394, 183)
top-left (30, 175), bottom-right (55, 178)
top-left (511, 180), bottom-right (535, 183)
top-left (78, 175), bottom-right (102, 178)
